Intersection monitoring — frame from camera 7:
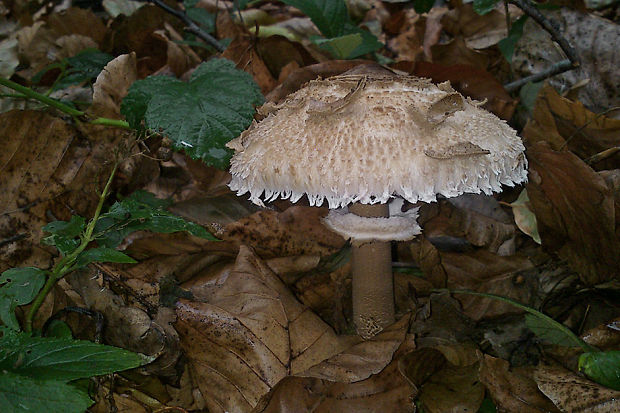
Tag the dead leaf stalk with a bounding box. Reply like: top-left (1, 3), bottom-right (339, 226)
top-left (504, 0), bottom-right (580, 92)
top-left (142, 0), bottom-right (225, 52)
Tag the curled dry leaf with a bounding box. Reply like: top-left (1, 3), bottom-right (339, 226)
top-left (526, 142), bottom-right (620, 284)
top-left (175, 246), bottom-right (410, 413)
top-left (44, 7), bottom-right (107, 45)
top-left (582, 317), bottom-right (620, 351)
top-left (221, 206), bottom-right (346, 258)
top-left (217, 12), bottom-right (277, 95)
top-left (479, 354), bottom-right (561, 413)
top-left (523, 85), bottom-right (620, 170)
top-left (535, 364), bottom-right (620, 412)
top-left (89, 53), bottom-right (138, 119)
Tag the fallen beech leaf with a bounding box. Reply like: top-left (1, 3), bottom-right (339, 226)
top-left (430, 37), bottom-right (489, 72)
top-left (514, 9), bottom-right (620, 115)
top-left (217, 12), bottom-right (277, 95)
top-left (45, 7), bottom-right (107, 45)
top-left (411, 237), bottom-right (535, 320)
top-left (419, 362), bottom-right (484, 413)
top-left (523, 85), bottom-right (620, 169)
top-left (407, 62), bottom-right (516, 120)
top-left (526, 142), bottom-right (620, 284)
top-left (582, 318), bottom-right (620, 350)
top-left (222, 206), bottom-right (346, 257)
top-left (255, 335), bottom-right (417, 413)
top-left (255, 362), bottom-right (415, 413)
top-left (0, 38), bottom-right (18, 78)
top-left (265, 59), bottom-right (373, 103)
top-left (176, 246), bottom-right (409, 413)
top-left (479, 355), bottom-right (561, 413)
top-left (535, 364), bottom-right (620, 412)
top-left (89, 53), bottom-right (138, 119)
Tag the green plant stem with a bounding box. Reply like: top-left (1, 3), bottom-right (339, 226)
top-left (431, 288), bottom-right (598, 353)
top-left (0, 76), bottom-right (130, 129)
top-left (24, 163), bottom-right (118, 333)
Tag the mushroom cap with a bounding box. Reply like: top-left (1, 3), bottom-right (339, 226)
top-left (227, 73), bottom-right (527, 209)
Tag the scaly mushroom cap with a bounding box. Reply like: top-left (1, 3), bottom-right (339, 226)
top-left (227, 73), bottom-right (527, 209)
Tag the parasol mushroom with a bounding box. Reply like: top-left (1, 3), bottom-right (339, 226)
top-left (226, 68), bottom-right (527, 338)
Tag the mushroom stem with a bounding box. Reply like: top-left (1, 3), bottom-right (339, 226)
top-left (348, 203), bottom-right (395, 338)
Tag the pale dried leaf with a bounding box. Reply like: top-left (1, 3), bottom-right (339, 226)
top-left (535, 364), bottom-right (620, 412)
top-left (90, 53), bottom-right (138, 119)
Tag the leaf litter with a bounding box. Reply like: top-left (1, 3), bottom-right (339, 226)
top-left (1, 0), bottom-right (619, 412)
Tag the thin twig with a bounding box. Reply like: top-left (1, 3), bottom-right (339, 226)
top-left (143, 0), bottom-right (225, 52)
top-left (504, 0), bottom-right (579, 92)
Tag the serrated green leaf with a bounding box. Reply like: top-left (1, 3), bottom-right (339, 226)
top-left (0, 332), bottom-right (152, 381)
top-left (280, 0), bottom-right (349, 38)
top-left (579, 351), bottom-right (620, 390)
top-left (34, 49), bottom-right (113, 92)
top-left (473, 0), bottom-right (500, 15)
top-left (75, 247), bottom-right (137, 269)
top-left (0, 371), bottom-right (93, 413)
top-left (0, 268), bottom-right (46, 330)
top-left (413, 0), bottom-right (435, 14)
top-left (42, 215), bottom-right (86, 255)
top-left (524, 313), bottom-right (575, 346)
top-left (121, 59), bottom-right (263, 168)
top-left (94, 190), bottom-right (218, 248)
top-left (498, 16), bottom-right (527, 63)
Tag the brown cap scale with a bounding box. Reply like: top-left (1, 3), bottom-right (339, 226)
top-left (227, 72), bottom-right (527, 338)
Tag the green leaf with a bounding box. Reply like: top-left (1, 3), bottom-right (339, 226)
top-left (477, 397), bottom-right (497, 413)
top-left (498, 16), bottom-right (527, 63)
top-left (0, 268), bottom-right (46, 330)
top-left (45, 320), bottom-right (73, 339)
top-left (519, 81), bottom-right (544, 113)
top-left (0, 371), bottom-right (93, 413)
top-left (473, 0), bottom-right (500, 15)
top-left (42, 215), bottom-right (86, 255)
top-left (0, 331), bottom-right (152, 381)
top-left (413, 0), bottom-right (435, 14)
top-left (524, 313), bottom-right (576, 346)
top-left (184, 0), bottom-right (215, 33)
top-left (313, 33), bottom-right (364, 59)
top-left (95, 190), bottom-right (218, 248)
top-left (121, 58), bottom-right (263, 168)
top-left (34, 49), bottom-right (113, 92)
top-left (75, 247), bottom-right (137, 269)
top-left (579, 351), bottom-right (620, 390)
top-left (280, 0), bottom-right (349, 38)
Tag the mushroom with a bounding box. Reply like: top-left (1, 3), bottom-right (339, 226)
top-left (226, 69), bottom-right (527, 338)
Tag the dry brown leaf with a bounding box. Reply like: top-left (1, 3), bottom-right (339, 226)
top-left (176, 246), bottom-right (409, 413)
top-left (535, 364), bottom-right (620, 412)
top-left (430, 36), bottom-right (489, 71)
top-left (217, 12), bottom-right (277, 95)
top-left (256, 35), bottom-right (316, 81)
top-left (410, 237), bottom-right (535, 320)
top-left (406, 62), bottom-right (516, 120)
top-left (222, 206), bottom-right (346, 257)
top-left (526, 142), bottom-right (619, 284)
top-left (582, 317), bottom-right (620, 351)
top-left (419, 362), bottom-right (484, 413)
top-left (89, 53), bottom-right (138, 119)
top-left (523, 85), bottom-right (620, 169)
top-left (514, 9), bottom-right (620, 115)
top-left (255, 335), bottom-right (417, 413)
top-left (44, 7), bottom-right (107, 45)
top-left (479, 355), bottom-right (561, 413)
top-left (255, 362), bottom-right (415, 413)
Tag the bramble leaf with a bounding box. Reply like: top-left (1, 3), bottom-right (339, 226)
top-left (579, 351), bottom-right (620, 390)
top-left (121, 58), bottom-right (263, 168)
